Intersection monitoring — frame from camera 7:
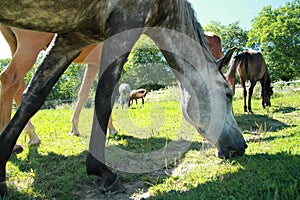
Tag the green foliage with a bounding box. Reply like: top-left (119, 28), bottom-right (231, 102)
top-left (33, 53), bottom-right (86, 103)
top-left (0, 58), bottom-right (11, 71)
top-left (121, 35), bottom-right (176, 90)
top-left (247, 0), bottom-right (300, 81)
top-left (46, 63), bottom-right (85, 103)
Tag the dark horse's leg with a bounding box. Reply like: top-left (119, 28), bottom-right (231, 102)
top-left (141, 97), bottom-right (144, 106)
top-left (260, 80), bottom-right (266, 108)
top-left (0, 33), bottom-right (87, 196)
top-left (248, 80), bottom-right (257, 113)
top-left (85, 52), bottom-right (129, 193)
top-left (127, 99), bottom-right (131, 108)
top-left (85, 24), bottom-right (143, 192)
top-left (240, 79), bottom-right (248, 112)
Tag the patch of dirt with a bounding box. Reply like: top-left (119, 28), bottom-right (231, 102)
top-left (82, 171), bottom-right (163, 200)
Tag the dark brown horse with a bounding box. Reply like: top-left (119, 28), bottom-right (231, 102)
top-left (225, 50), bottom-right (273, 113)
top-left (0, 0), bottom-right (247, 195)
top-left (129, 89), bottom-right (147, 107)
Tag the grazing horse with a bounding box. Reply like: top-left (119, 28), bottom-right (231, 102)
top-left (118, 83), bottom-right (131, 108)
top-left (129, 89), bottom-right (147, 107)
top-left (0, 26), bottom-right (117, 145)
top-left (225, 50), bottom-right (273, 113)
top-left (0, 29), bottom-right (223, 148)
top-left (0, 0), bottom-right (247, 195)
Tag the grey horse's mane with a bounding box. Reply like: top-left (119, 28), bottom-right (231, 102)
top-left (180, 0), bottom-right (215, 61)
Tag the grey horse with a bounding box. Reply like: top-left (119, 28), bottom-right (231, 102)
top-left (0, 0), bottom-right (247, 195)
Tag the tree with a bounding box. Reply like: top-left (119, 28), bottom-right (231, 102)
top-left (204, 21), bottom-right (248, 54)
top-left (0, 58), bottom-right (11, 71)
top-left (46, 63), bottom-right (86, 102)
top-left (25, 53), bottom-right (86, 102)
top-left (120, 35), bottom-right (176, 90)
top-left (247, 0), bottom-right (300, 81)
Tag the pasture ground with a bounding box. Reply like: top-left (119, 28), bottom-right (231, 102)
top-left (1, 86), bottom-right (299, 200)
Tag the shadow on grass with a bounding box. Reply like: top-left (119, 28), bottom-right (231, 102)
top-left (235, 113), bottom-right (289, 132)
top-left (4, 135), bottom-right (205, 200)
top-left (273, 106), bottom-right (298, 114)
top-left (4, 134), bottom-right (298, 200)
top-left (148, 153), bottom-right (300, 200)
top-left (107, 134), bottom-right (205, 153)
top-left (6, 147), bottom-right (96, 200)
top-left (262, 132), bottom-right (298, 143)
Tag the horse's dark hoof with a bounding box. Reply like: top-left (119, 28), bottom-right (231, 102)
top-left (86, 153), bottom-right (125, 193)
top-left (13, 144), bottom-right (23, 154)
top-left (0, 181), bottom-right (8, 197)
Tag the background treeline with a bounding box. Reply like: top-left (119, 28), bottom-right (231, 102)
top-left (0, 0), bottom-right (299, 102)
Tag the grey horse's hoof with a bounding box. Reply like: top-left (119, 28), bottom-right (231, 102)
top-left (95, 176), bottom-right (125, 193)
top-left (13, 144), bottom-right (23, 154)
top-left (0, 181), bottom-right (8, 197)
top-left (86, 153), bottom-right (125, 193)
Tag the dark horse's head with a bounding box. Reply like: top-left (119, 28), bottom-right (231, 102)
top-left (262, 71), bottom-right (273, 108)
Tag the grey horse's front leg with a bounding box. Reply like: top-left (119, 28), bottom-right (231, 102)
top-left (86, 52), bottom-right (129, 193)
top-left (0, 33), bottom-right (87, 196)
top-left (86, 26), bottom-right (143, 192)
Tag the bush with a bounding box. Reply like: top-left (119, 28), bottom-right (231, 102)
top-left (138, 83), bottom-right (165, 91)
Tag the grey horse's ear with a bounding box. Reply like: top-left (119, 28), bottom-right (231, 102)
top-left (217, 47), bottom-right (237, 71)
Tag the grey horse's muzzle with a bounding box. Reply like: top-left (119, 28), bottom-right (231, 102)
top-left (217, 142), bottom-right (248, 159)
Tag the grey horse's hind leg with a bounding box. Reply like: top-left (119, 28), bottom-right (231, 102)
top-left (0, 33), bottom-right (87, 196)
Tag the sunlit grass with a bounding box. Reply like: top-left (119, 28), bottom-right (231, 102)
top-left (3, 88), bottom-right (299, 199)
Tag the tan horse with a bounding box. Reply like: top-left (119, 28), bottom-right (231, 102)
top-left (129, 89), bottom-right (147, 107)
top-left (0, 26), bottom-right (117, 151)
top-left (0, 28), bottom-right (222, 149)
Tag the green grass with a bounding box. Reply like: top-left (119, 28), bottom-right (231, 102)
top-left (1, 88), bottom-right (299, 200)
